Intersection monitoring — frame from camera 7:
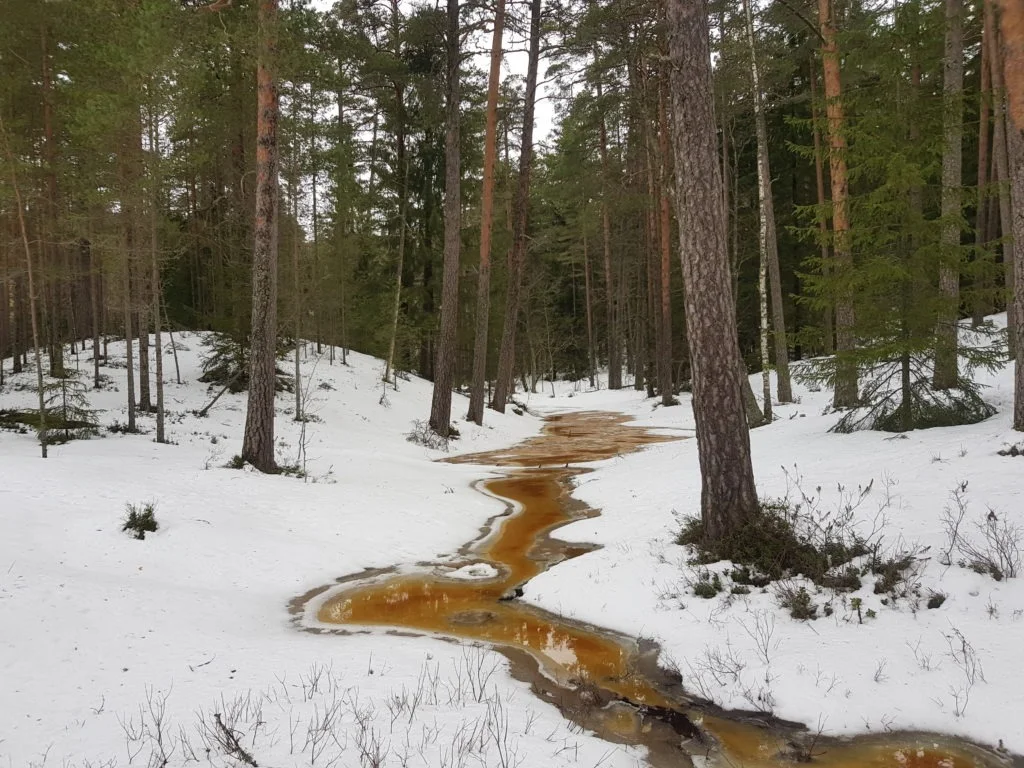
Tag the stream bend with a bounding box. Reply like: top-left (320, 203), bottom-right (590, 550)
top-left (296, 411), bottom-right (1015, 768)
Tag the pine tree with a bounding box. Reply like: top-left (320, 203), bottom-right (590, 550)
top-left (666, 0), bottom-right (760, 544)
top-left (242, 0), bottom-right (281, 473)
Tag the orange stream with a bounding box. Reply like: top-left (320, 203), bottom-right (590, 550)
top-left (313, 412), bottom-right (1004, 768)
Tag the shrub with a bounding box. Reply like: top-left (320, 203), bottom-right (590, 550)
top-left (730, 565), bottom-right (771, 588)
top-left (775, 583), bottom-right (818, 620)
top-left (122, 502), bottom-right (158, 540)
top-left (692, 571), bottom-right (722, 599)
top-left (199, 333), bottom-right (292, 393)
top-left (678, 500), bottom-right (869, 585)
top-left (406, 419), bottom-right (449, 451)
top-left (820, 565), bottom-right (862, 593)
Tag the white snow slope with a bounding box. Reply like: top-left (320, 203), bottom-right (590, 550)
top-left (526, 317), bottom-right (1024, 756)
top-left (0, 336), bottom-right (643, 768)
top-left (3, 320), bottom-right (1024, 767)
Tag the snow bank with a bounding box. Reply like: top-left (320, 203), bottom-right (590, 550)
top-left (524, 317), bottom-right (1024, 754)
top-left (0, 335), bottom-right (641, 768)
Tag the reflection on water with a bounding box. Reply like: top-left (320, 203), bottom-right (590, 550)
top-left (311, 412), bottom-right (1010, 768)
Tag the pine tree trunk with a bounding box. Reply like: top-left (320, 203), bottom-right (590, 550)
top-left (89, 237), bottom-right (101, 389)
top-left (991, 2), bottom-right (1016, 357)
top-left (429, 0), bottom-right (461, 438)
top-left (383, 81), bottom-right (408, 386)
top-left (744, 0), bottom-right (792, 404)
top-left (1009, 123), bottom-right (1024, 430)
top-left (150, 153), bottom-right (165, 444)
top-left (819, 0), bottom-right (858, 408)
top-left (657, 79), bottom-right (674, 406)
top-left (241, 0), bottom-right (280, 473)
top-left (1000, 0), bottom-right (1024, 428)
top-left (666, 0), bottom-right (760, 545)
top-left (974, 8), bottom-right (993, 328)
top-left (582, 229), bottom-right (597, 388)
top-left (492, 0), bottom-right (541, 414)
top-left (2, 116), bottom-right (48, 457)
top-left (41, 23), bottom-right (64, 380)
top-left (335, 61), bottom-right (349, 367)
top-left (290, 117), bottom-right (302, 420)
top-left (1, 247), bottom-right (8, 387)
top-left (122, 235), bottom-right (136, 434)
top-left (598, 84), bottom-right (621, 390)
top-left (809, 60), bottom-right (833, 354)
top-left (13, 275), bottom-right (23, 374)
top-left (467, 0), bottom-right (505, 425)
top-left (935, 0), bottom-right (965, 390)
top-left (137, 307), bottom-right (151, 410)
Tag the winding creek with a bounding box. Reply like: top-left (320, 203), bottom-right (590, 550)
top-left (294, 411), bottom-right (1018, 768)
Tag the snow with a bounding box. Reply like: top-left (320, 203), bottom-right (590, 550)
top-left (523, 316), bottom-right (1024, 755)
top-left (0, 335), bottom-right (641, 768)
top-left (3, 319), bottom-right (1023, 767)
top-left (440, 562), bottom-right (502, 581)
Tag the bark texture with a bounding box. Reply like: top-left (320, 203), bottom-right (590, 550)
top-left (492, 0), bottom-right (541, 413)
top-left (991, 1), bottom-right (1016, 357)
top-left (1000, 0), bottom-right (1024, 428)
top-left (819, 0), bottom-right (858, 408)
top-left (241, 0), bottom-right (280, 473)
top-left (665, 0), bottom-right (760, 544)
top-left (598, 80), bottom-right (621, 390)
top-left (657, 80), bottom-right (674, 406)
top-left (467, 0), bottom-right (506, 425)
top-left (935, 0), bottom-right (964, 390)
top-left (429, 0), bottom-right (462, 438)
top-left (744, 0), bottom-right (791, 404)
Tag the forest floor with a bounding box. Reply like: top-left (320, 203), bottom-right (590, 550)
top-left (1, 321), bottom-right (1023, 767)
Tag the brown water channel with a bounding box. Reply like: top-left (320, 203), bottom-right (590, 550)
top-left (299, 411), bottom-right (1016, 768)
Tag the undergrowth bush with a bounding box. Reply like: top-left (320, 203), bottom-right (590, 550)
top-left (123, 502), bottom-right (158, 540)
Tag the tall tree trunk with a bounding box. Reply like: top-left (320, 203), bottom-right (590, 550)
top-left (810, 60), bottom-right (833, 354)
top-left (991, 0), bottom-right (1016, 356)
top-left (242, 0), bottom-right (280, 473)
top-left (582, 228), bottom-right (597, 388)
top-left (666, 0), bottom-right (760, 544)
top-left (335, 59), bottom-right (349, 366)
top-left (123, 236), bottom-right (136, 434)
top-left (744, 0), bottom-right (792, 403)
top-left (429, 0), bottom-right (462, 438)
top-left (149, 116), bottom-right (165, 444)
top-left (598, 81), bottom-right (621, 390)
top-left (974, 8), bottom-right (994, 328)
top-left (492, 0), bottom-right (541, 413)
top-left (2, 116), bottom-right (48, 457)
top-left (133, 110), bottom-right (151, 412)
top-left (658, 79), bottom-right (674, 406)
top-left (935, 0), bottom-right (965, 390)
top-left (819, 0), bottom-right (858, 408)
top-left (290, 103), bottom-right (302, 420)
top-left (999, 0), bottom-right (1024, 428)
top-left (383, 83), bottom-right (408, 386)
top-left (40, 23), bottom-right (64, 380)
top-left (89, 236), bottom-right (101, 389)
top-left (467, 0), bottom-right (505, 425)
top-left (1009, 117), bottom-right (1024, 430)
top-left (0, 249), bottom-right (7, 387)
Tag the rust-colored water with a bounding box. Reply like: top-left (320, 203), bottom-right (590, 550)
top-left (308, 412), bottom-right (1011, 768)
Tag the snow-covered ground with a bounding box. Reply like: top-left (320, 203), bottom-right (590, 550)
top-left (3, 320), bottom-right (1023, 768)
top-left (0, 335), bottom-right (643, 768)
top-left (525, 318), bottom-right (1024, 755)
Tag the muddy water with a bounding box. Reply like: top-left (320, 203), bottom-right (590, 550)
top-left (303, 412), bottom-right (1014, 768)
